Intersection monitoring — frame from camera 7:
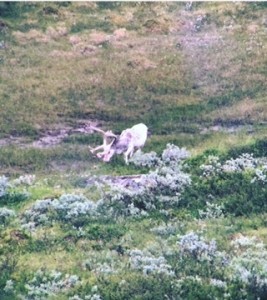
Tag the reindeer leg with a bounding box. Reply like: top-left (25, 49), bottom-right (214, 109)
top-left (124, 144), bottom-right (134, 165)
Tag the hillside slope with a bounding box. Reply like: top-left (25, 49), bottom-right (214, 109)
top-left (0, 2), bottom-right (266, 150)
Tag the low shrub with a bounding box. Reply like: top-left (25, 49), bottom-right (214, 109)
top-left (85, 223), bottom-right (126, 242)
top-left (0, 207), bottom-right (16, 226)
top-left (230, 235), bottom-right (267, 299)
top-left (178, 232), bottom-right (218, 262)
top-left (171, 276), bottom-right (228, 300)
top-left (21, 194), bottom-right (99, 230)
top-left (97, 274), bottom-right (174, 300)
top-left (183, 152), bottom-right (267, 216)
top-left (227, 139), bottom-right (267, 159)
top-left (25, 269), bottom-right (80, 299)
top-left (0, 254), bottom-right (18, 297)
top-left (0, 176), bottom-right (29, 206)
top-left (128, 249), bottom-right (174, 276)
top-left (99, 144), bottom-right (191, 218)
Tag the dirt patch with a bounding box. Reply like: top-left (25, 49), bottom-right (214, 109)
top-left (67, 33), bottom-right (101, 56)
top-left (89, 31), bottom-right (110, 46)
top-left (50, 50), bottom-right (76, 58)
top-left (127, 56), bottom-right (157, 70)
top-left (0, 136), bottom-right (32, 148)
top-left (67, 28), bottom-right (133, 56)
top-left (86, 174), bottom-right (143, 190)
top-left (32, 129), bottom-right (70, 148)
top-left (32, 121), bottom-right (101, 149)
top-left (112, 28), bottom-right (129, 41)
top-left (13, 23), bottom-right (68, 45)
top-left (13, 29), bottom-right (50, 44)
top-left (69, 35), bottom-right (82, 45)
top-left (143, 17), bottom-right (172, 34)
top-left (107, 11), bottom-right (134, 27)
top-left (0, 120), bottom-right (100, 149)
top-left (199, 124), bottom-right (255, 135)
top-left (46, 25), bottom-right (68, 39)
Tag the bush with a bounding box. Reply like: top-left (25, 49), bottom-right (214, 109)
top-left (85, 223), bottom-right (126, 242)
top-left (172, 276), bottom-right (228, 300)
top-left (0, 176), bottom-right (9, 197)
top-left (0, 176), bottom-right (29, 206)
top-left (0, 2), bottom-right (19, 17)
top-left (183, 153), bottom-right (267, 216)
top-left (230, 235), bottom-right (267, 299)
top-left (97, 274), bottom-right (174, 300)
top-left (128, 249), bottom-right (174, 276)
top-left (99, 144), bottom-right (191, 218)
top-left (0, 207), bottom-right (16, 226)
top-left (226, 139), bottom-right (267, 159)
top-left (21, 194), bottom-right (99, 230)
top-left (52, 194), bottom-right (98, 222)
top-left (25, 269), bottom-right (80, 299)
top-left (178, 232), bottom-right (218, 262)
top-left (0, 254), bottom-right (18, 297)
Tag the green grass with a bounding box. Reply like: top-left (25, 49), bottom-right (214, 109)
top-left (1, 2), bottom-right (266, 144)
top-left (0, 145), bottom-right (95, 175)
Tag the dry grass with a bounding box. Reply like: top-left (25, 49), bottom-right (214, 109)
top-left (0, 2), bottom-right (266, 145)
top-left (209, 97), bottom-right (267, 123)
top-left (191, 131), bottom-right (257, 156)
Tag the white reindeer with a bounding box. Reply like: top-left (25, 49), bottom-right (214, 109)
top-left (89, 123), bottom-right (148, 164)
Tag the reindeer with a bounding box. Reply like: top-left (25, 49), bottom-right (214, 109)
top-left (89, 123), bottom-right (148, 164)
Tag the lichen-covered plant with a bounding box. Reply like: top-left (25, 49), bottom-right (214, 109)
top-left (0, 207), bottom-right (16, 226)
top-left (230, 235), bottom-right (267, 297)
top-left (20, 145), bottom-right (192, 225)
top-left (25, 269), bottom-right (80, 299)
top-left (99, 144), bottom-right (191, 217)
top-left (200, 153), bottom-right (265, 177)
top-left (21, 194), bottom-right (99, 230)
top-left (198, 202), bottom-right (224, 219)
top-left (0, 175), bottom-right (29, 205)
top-left (178, 232), bottom-right (218, 262)
top-left (186, 152), bottom-right (267, 216)
top-left (0, 176), bottom-right (9, 198)
top-left (12, 174), bottom-right (36, 186)
top-left (128, 249), bottom-right (174, 276)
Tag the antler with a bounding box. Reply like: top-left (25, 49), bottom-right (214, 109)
top-left (89, 125), bottom-right (117, 138)
top-left (88, 125), bottom-right (118, 158)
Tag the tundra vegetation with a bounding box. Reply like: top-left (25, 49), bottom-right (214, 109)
top-left (0, 2), bottom-right (267, 300)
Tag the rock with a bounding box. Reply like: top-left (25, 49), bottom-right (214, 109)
top-left (89, 31), bottom-right (110, 46)
top-left (69, 35), bottom-right (82, 45)
top-left (13, 29), bottom-right (50, 44)
top-left (127, 57), bottom-right (157, 70)
top-left (80, 45), bottom-right (98, 55)
top-left (46, 26), bottom-right (68, 39)
top-left (0, 40), bottom-right (6, 49)
top-left (247, 24), bottom-right (259, 34)
top-left (86, 175), bottom-right (143, 190)
top-left (113, 28), bottom-right (128, 41)
top-left (50, 50), bottom-right (75, 58)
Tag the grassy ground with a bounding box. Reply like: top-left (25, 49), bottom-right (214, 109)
top-left (0, 2), bottom-right (266, 174)
top-left (1, 2), bottom-right (266, 134)
top-left (0, 2), bottom-right (267, 299)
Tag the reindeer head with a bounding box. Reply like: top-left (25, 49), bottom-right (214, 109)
top-left (89, 125), bottom-right (118, 162)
